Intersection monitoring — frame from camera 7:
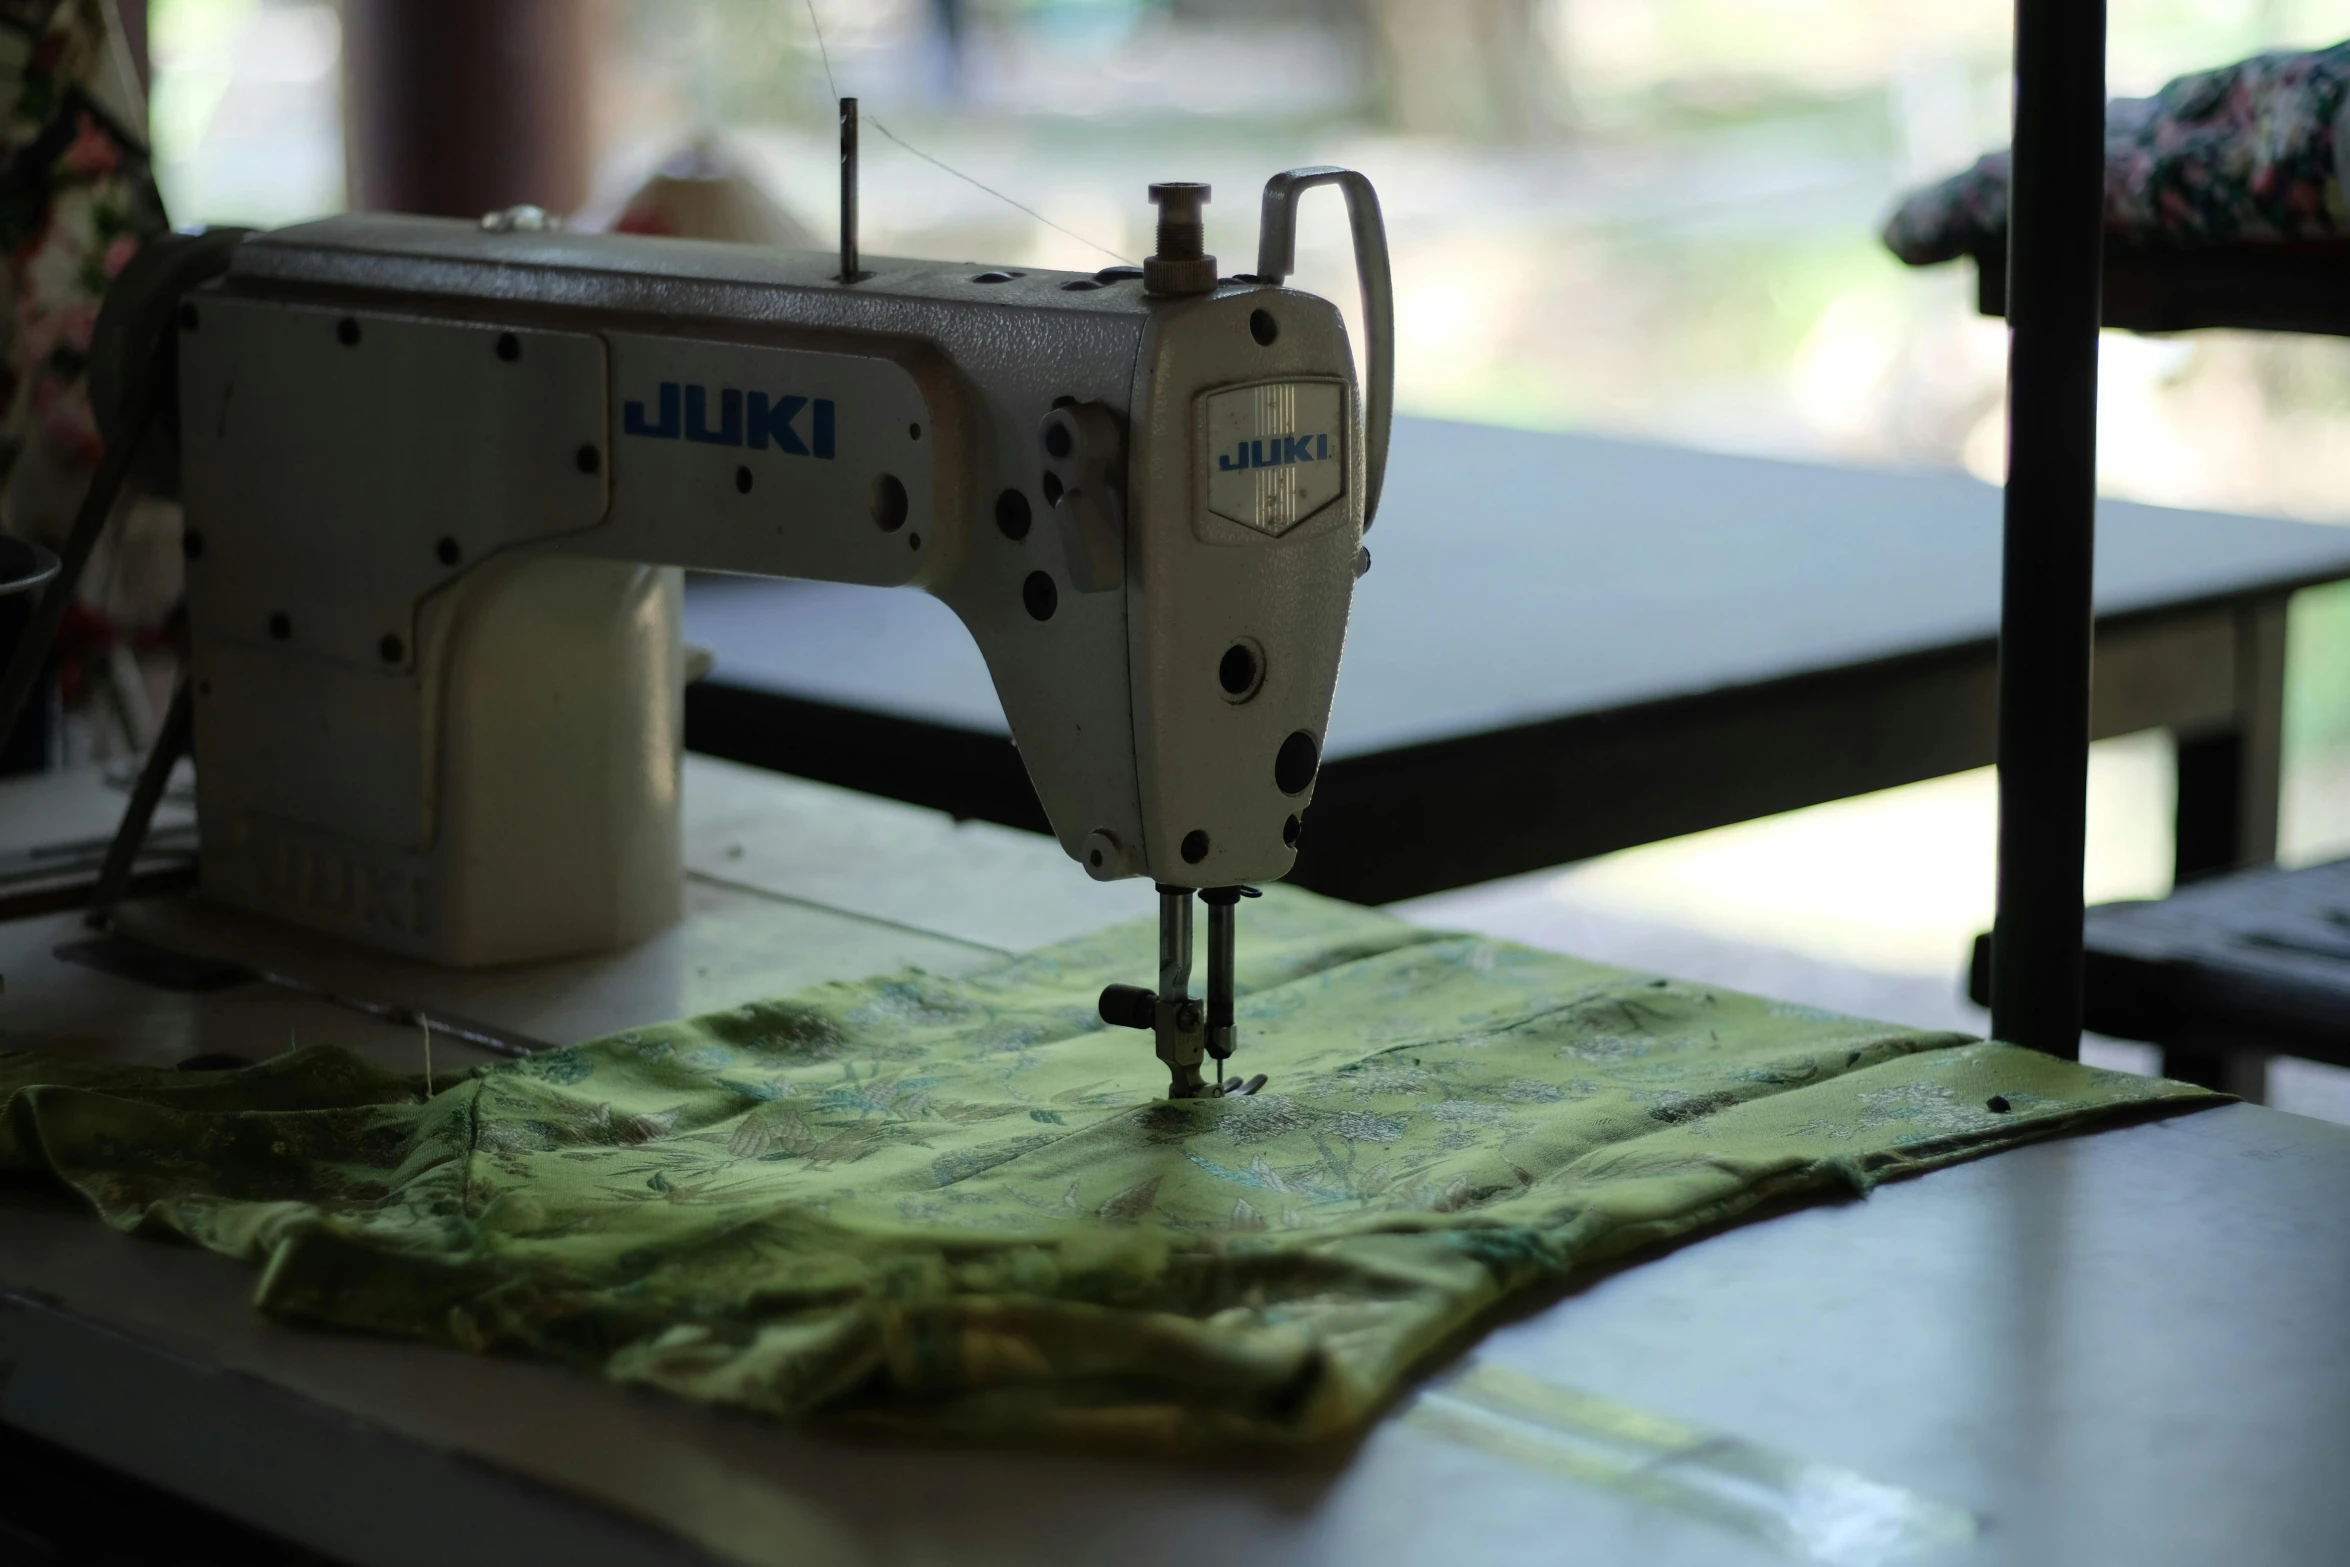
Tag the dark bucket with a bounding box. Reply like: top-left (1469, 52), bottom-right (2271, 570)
top-left (0, 534), bottom-right (60, 775)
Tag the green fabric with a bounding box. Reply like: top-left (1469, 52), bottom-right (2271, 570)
top-left (0, 889), bottom-right (2221, 1448)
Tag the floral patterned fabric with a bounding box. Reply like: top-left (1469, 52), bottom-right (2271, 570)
top-left (0, 1), bottom-right (173, 762)
top-left (1885, 41), bottom-right (2350, 265)
top-left (0, 888), bottom-right (2221, 1449)
top-left (0, 0), bottom-right (163, 526)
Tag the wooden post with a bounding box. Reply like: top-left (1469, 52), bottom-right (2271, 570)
top-left (341, 0), bottom-right (593, 219)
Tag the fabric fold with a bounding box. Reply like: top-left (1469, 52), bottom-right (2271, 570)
top-left (0, 888), bottom-right (2223, 1448)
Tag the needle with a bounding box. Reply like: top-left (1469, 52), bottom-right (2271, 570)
top-left (1201, 886), bottom-right (1259, 1088)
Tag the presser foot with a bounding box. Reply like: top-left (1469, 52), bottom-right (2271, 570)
top-left (1098, 978), bottom-right (1217, 1097)
top-left (1099, 883), bottom-right (1269, 1104)
top-left (1098, 884), bottom-right (1263, 1099)
top-left (1095, 996), bottom-right (1266, 1096)
top-left (1159, 993), bottom-right (1211, 1098)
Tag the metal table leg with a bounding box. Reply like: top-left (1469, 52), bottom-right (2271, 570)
top-left (2174, 594), bottom-right (2287, 881)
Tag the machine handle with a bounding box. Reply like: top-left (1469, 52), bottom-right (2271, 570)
top-left (1254, 167), bottom-right (1393, 532)
top-left (1098, 983), bottom-right (1157, 1031)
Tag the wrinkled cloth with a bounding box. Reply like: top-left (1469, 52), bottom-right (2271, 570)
top-left (1886, 41), bottom-right (2350, 265)
top-left (0, 889), bottom-right (2221, 1449)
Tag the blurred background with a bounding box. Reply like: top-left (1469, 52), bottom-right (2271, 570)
top-left (139, 0), bottom-right (2350, 1109)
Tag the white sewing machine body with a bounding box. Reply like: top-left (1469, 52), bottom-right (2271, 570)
top-left (162, 212), bottom-right (1367, 969)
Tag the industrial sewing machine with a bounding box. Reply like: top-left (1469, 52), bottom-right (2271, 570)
top-left (86, 165), bottom-right (1392, 1101)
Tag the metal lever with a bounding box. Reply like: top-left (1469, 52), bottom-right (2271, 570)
top-left (1153, 885), bottom-right (1208, 1097)
top-left (1097, 887), bottom-right (1209, 1097)
top-left (838, 98), bottom-right (868, 284)
top-left (1253, 167), bottom-right (1393, 532)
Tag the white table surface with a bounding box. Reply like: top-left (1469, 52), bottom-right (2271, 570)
top-left (2, 756), bottom-right (2344, 1567)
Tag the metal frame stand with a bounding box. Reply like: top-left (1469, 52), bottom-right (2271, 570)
top-left (1991, 0), bottom-right (2107, 1058)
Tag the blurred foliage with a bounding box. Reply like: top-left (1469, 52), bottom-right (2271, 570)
top-left (2290, 580), bottom-right (2350, 754)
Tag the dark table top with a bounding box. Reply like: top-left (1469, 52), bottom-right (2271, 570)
top-left (687, 416), bottom-right (2350, 758)
top-left (1972, 238), bottom-right (2350, 339)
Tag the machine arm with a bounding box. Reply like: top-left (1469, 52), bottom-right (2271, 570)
top-left (89, 169), bottom-right (1388, 1104)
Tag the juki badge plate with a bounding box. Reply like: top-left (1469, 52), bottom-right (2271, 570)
top-left (1201, 380), bottom-right (1347, 537)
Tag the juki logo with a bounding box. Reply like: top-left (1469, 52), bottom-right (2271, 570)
top-left (624, 382), bottom-right (835, 458)
top-left (1218, 433), bottom-right (1331, 471)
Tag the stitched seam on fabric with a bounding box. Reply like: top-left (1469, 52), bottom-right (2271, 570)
top-left (1231, 927), bottom-right (1490, 995)
top-left (921, 1026), bottom-right (1959, 1214)
top-left (1275, 981), bottom-right (1639, 1069)
top-left (927, 1123), bottom-right (1106, 1189)
top-left (458, 1079), bottom-right (486, 1221)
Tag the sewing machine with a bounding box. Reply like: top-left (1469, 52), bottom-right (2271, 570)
top-left (90, 167), bottom-right (1393, 1100)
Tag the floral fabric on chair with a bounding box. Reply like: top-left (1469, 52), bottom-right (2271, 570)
top-left (1886, 42), bottom-right (2350, 265)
